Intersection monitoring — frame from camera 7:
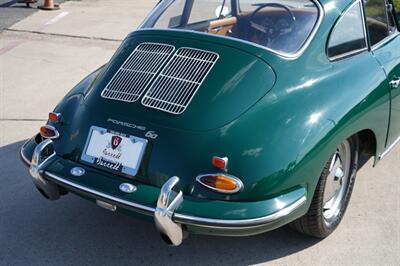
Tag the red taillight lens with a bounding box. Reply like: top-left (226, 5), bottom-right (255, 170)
top-left (40, 125), bottom-right (59, 139)
top-left (48, 112), bottom-right (61, 123)
top-left (196, 174), bottom-right (243, 194)
top-left (212, 156), bottom-right (228, 170)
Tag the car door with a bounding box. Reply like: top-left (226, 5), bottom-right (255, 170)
top-left (364, 0), bottom-right (400, 149)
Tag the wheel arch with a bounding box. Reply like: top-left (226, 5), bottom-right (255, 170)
top-left (356, 129), bottom-right (378, 168)
top-left (294, 126), bottom-right (378, 212)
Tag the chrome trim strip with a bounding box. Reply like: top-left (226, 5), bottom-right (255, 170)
top-left (43, 171), bottom-right (306, 228)
top-left (379, 135), bottom-right (400, 159)
top-left (137, 0), bottom-right (324, 59)
top-left (174, 196), bottom-right (307, 229)
top-left (96, 199), bottom-right (117, 212)
top-left (44, 171), bottom-right (156, 214)
top-left (329, 47), bottom-right (368, 61)
top-left (360, 0), bottom-right (369, 49)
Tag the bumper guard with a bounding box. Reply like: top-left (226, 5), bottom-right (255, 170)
top-left (24, 139), bottom-right (306, 246)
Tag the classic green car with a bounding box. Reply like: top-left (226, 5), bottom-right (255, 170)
top-left (20, 0), bottom-right (400, 246)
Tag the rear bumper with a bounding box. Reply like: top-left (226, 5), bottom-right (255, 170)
top-left (44, 171), bottom-right (306, 228)
top-left (21, 137), bottom-right (307, 245)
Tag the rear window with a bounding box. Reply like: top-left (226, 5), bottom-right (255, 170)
top-left (141, 0), bottom-right (321, 56)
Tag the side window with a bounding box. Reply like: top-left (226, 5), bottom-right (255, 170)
top-left (188, 1), bottom-right (231, 24)
top-left (154, 0), bottom-right (185, 28)
top-left (393, 0), bottom-right (400, 25)
top-left (364, 0), bottom-right (392, 46)
top-left (327, 2), bottom-right (367, 60)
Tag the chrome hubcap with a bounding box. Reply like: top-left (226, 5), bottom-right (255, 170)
top-left (323, 140), bottom-right (351, 223)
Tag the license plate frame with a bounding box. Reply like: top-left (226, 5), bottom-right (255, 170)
top-left (81, 126), bottom-right (148, 176)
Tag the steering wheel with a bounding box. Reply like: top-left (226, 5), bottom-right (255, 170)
top-left (248, 3), bottom-right (296, 46)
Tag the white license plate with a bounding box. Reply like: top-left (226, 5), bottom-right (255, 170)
top-left (81, 126), bottom-right (147, 176)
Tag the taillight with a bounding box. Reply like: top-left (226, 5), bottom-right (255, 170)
top-left (40, 125), bottom-right (60, 139)
top-left (48, 112), bottom-right (61, 123)
top-left (196, 174), bottom-right (243, 194)
top-left (212, 156), bottom-right (228, 171)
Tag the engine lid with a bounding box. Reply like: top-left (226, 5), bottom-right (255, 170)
top-left (86, 30), bottom-right (276, 131)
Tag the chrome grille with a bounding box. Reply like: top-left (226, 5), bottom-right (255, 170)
top-left (141, 47), bottom-right (219, 115)
top-left (101, 43), bottom-right (175, 103)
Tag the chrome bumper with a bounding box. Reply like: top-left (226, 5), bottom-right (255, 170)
top-left (154, 176), bottom-right (184, 245)
top-left (28, 139), bottom-right (60, 200)
top-left (24, 139), bottom-right (306, 246)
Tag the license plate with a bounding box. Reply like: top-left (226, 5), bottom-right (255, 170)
top-left (81, 126), bottom-right (147, 176)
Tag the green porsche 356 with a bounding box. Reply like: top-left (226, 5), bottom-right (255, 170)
top-left (20, 0), bottom-right (400, 245)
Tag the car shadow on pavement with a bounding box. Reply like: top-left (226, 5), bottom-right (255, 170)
top-left (0, 140), bottom-right (321, 265)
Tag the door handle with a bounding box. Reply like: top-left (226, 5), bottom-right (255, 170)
top-left (389, 78), bottom-right (400, 89)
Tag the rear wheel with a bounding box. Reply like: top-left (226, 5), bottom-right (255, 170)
top-left (291, 136), bottom-right (359, 237)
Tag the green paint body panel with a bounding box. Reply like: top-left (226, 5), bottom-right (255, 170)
top-left (20, 0), bottom-right (400, 237)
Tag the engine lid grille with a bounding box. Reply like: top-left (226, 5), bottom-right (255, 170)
top-left (141, 47), bottom-right (219, 115)
top-left (101, 43), bottom-right (175, 103)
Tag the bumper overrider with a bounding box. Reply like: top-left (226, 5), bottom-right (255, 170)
top-left (21, 138), bottom-right (307, 246)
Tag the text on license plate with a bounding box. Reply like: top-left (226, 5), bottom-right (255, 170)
top-left (81, 126), bottom-right (147, 176)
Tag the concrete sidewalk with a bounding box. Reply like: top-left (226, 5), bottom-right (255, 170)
top-left (0, 1), bottom-right (399, 265)
top-left (0, 0), bottom-right (70, 31)
top-left (8, 0), bottom-right (155, 40)
top-left (0, 0), bottom-right (156, 136)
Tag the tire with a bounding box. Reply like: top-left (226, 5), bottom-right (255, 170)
top-left (291, 135), bottom-right (359, 238)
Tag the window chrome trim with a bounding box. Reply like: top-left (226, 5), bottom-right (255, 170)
top-left (138, 0), bottom-right (324, 59)
top-left (371, 32), bottom-right (400, 51)
top-left (329, 47), bottom-right (368, 62)
top-left (360, 0), bottom-right (369, 48)
top-left (327, 0), bottom-right (368, 62)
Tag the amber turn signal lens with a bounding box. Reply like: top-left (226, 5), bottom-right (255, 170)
top-left (196, 174), bottom-right (243, 194)
top-left (40, 125), bottom-right (60, 139)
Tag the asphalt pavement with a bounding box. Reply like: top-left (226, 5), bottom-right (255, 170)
top-left (0, 1), bottom-right (399, 265)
